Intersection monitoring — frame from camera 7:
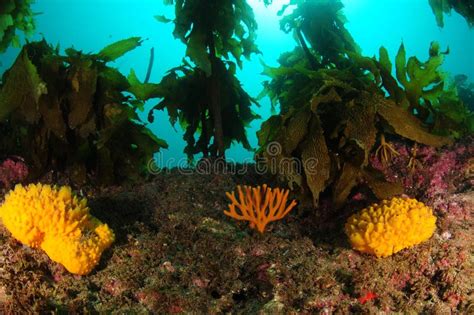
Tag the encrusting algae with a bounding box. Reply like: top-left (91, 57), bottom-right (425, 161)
top-left (224, 184), bottom-right (297, 234)
top-left (0, 183), bottom-right (114, 275)
top-left (345, 197), bottom-right (437, 257)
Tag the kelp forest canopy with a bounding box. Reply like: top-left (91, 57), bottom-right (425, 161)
top-left (256, 0), bottom-right (473, 208)
top-left (0, 0), bottom-right (36, 52)
top-left (0, 0), bottom-right (473, 189)
top-left (428, 0), bottom-right (474, 28)
top-left (154, 0), bottom-right (261, 160)
top-left (0, 38), bottom-right (167, 184)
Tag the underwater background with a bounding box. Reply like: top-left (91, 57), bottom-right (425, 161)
top-left (1, 1), bottom-right (474, 312)
top-left (1, 0), bottom-right (472, 166)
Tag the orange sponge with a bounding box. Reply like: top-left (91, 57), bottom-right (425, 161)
top-left (0, 184), bottom-right (114, 275)
top-left (345, 197), bottom-right (436, 257)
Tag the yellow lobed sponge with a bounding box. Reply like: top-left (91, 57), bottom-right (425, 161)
top-left (345, 197), bottom-right (436, 257)
top-left (0, 183), bottom-right (114, 275)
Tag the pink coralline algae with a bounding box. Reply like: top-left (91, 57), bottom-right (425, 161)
top-left (425, 151), bottom-right (457, 198)
top-left (370, 138), bottom-right (473, 220)
top-left (0, 158), bottom-right (28, 188)
top-left (425, 142), bottom-right (473, 220)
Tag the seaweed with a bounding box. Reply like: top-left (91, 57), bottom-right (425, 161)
top-left (428, 0), bottom-right (474, 27)
top-left (256, 0), bottom-right (461, 208)
top-left (0, 0), bottom-right (36, 52)
top-left (152, 60), bottom-right (258, 161)
top-left (279, 0), bottom-right (359, 67)
top-left (154, 0), bottom-right (260, 159)
top-left (258, 58), bottom-right (406, 207)
top-left (454, 74), bottom-right (474, 112)
top-left (378, 42), bottom-right (474, 138)
top-left (0, 38), bottom-right (167, 184)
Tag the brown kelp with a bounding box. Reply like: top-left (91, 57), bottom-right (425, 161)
top-left (0, 0), bottom-right (36, 52)
top-left (257, 0), bottom-right (471, 208)
top-left (150, 0), bottom-right (260, 159)
top-left (279, 0), bottom-right (360, 67)
top-left (454, 74), bottom-right (474, 112)
top-left (428, 0), bottom-right (474, 27)
top-left (153, 61), bottom-right (258, 160)
top-left (377, 42), bottom-right (474, 138)
top-left (0, 38), bottom-right (167, 183)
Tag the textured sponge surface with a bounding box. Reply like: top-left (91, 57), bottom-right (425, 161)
top-left (345, 197), bottom-right (436, 257)
top-left (0, 184), bottom-right (114, 275)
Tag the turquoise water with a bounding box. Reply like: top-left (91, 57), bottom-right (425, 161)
top-left (1, 0), bottom-right (473, 166)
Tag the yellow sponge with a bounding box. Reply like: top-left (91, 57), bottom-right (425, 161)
top-left (345, 197), bottom-right (436, 257)
top-left (0, 184), bottom-right (114, 275)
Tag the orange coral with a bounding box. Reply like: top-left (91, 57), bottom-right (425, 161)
top-left (224, 184), bottom-right (297, 233)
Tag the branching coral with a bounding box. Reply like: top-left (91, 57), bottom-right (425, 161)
top-left (224, 184), bottom-right (297, 234)
top-left (345, 197), bottom-right (437, 257)
top-left (0, 183), bottom-right (115, 275)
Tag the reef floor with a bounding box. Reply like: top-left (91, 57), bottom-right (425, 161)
top-left (0, 139), bottom-right (472, 313)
